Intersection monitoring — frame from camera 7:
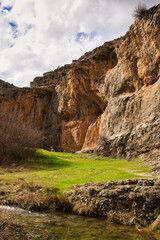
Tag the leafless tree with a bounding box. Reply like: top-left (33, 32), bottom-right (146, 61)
top-left (0, 109), bottom-right (42, 165)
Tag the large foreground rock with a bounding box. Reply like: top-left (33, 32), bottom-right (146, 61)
top-left (66, 178), bottom-right (160, 227)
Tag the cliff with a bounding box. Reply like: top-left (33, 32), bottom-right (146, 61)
top-left (0, 4), bottom-right (160, 157)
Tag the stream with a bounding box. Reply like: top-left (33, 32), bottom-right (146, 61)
top-left (0, 206), bottom-right (158, 240)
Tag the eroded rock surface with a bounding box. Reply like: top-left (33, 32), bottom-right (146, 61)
top-left (66, 178), bottom-right (160, 227)
top-left (0, 4), bottom-right (160, 156)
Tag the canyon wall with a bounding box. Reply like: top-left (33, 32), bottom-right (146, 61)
top-left (0, 4), bottom-right (160, 157)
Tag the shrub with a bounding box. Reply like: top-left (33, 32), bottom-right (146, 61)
top-left (93, 46), bottom-right (115, 61)
top-left (0, 109), bottom-right (42, 165)
top-left (133, 3), bottom-right (147, 19)
top-left (73, 201), bottom-right (95, 216)
top-left (53, 194), bottom-right (73, 212)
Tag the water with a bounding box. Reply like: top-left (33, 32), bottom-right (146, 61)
top-left (0, 206), bottom-right (158, 240)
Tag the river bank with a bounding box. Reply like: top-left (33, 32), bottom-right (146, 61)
top-left (67, 178), bottom-right (160, 229)
top-left (0, 177), bottom-right (159, 232)
top-left (1, 206), bottom-right (158, 240)
top-left (0, 150), bottom-right (159, 233)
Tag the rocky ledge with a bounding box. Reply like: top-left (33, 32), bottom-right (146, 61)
top-left (143, 151), bottom-right (160, 176)
top-left (66, 178), bottom-right (160, 228)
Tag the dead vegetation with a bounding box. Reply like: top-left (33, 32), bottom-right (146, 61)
top-left (133, 3), bottom-right (147, 19)
top-left (73, 201), bottom-right (95, 216)
top-left (0, 109), bottom-right (42, 165)
top-left (0, 210), bottom-right (15, 240)
top-left (0, 179), bottom-right (72, 213)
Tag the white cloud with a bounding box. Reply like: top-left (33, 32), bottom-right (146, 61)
top-left (0, 0), bottom-right (159, 87)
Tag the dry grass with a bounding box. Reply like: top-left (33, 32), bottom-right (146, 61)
top-left (73, 201), bottom-right (95, 216)
top-left (0, 178), bottom-right (72, 214)
top-left (0, 210), bottom-right (15, 240)
top-left (151, 215), bottom-right (160, 231)
top-left (53, 194), bottom-right (73, 212)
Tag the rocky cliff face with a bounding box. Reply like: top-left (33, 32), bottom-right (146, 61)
top-left (0, 4), bottom-right (160, 157)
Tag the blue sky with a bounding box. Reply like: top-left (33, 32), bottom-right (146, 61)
top-left (2, 6), bottom-right (12, 11)
top-left (0, 0), bottom-right (159, 87)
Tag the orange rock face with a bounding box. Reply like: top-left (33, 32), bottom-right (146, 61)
top-left (0, 88), bottom-right (52, 129)
top-left (1, 4), bottom-right (160, 156)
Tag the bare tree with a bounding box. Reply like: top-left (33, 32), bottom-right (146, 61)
top-left (0, 109), bottom-right (42, 165)
top-left (133, 3), bottom-right (147, 19)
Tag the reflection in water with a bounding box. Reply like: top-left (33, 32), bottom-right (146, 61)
top-left (0, 206), bottom-right (157, 240)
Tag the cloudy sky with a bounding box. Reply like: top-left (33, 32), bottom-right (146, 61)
top-left (0, 0), bottom-right (159, 87)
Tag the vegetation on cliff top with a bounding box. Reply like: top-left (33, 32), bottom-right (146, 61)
top-left (0, 80), bottom-right (16, 89)
top-left (133, 3), bottom-right (147, 19)
top-left (93, 45), bottom-right (116, 61)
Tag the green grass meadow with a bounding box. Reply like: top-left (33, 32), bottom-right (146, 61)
top-left (0, 149), bottom-right (152, 191)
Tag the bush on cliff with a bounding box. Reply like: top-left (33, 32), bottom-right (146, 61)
top-left (133, 3), bottom-right (147, 19)
top-left (93, 46), bottom-right (116, 60)
top-left (0, 109), bottom-right (41, 165)
top-left (0, 79), bottom-right (16, 89)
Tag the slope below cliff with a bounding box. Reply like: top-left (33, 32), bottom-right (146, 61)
top-left (0, 4), bottom-right (160, 158)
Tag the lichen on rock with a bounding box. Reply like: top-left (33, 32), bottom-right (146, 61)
top-left (66, 178), bottom-right (160, 227)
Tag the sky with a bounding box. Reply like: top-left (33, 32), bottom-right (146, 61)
top-left (0, 0), bottom-right (159, 87)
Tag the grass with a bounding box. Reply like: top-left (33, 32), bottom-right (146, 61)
top-left (0, 149), bottom-right (153, 191)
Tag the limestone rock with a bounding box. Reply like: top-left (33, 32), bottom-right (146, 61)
top-left (0, 4), bottom-right (160, 156)
top-left (66, 178), bottom-right (160, 226)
